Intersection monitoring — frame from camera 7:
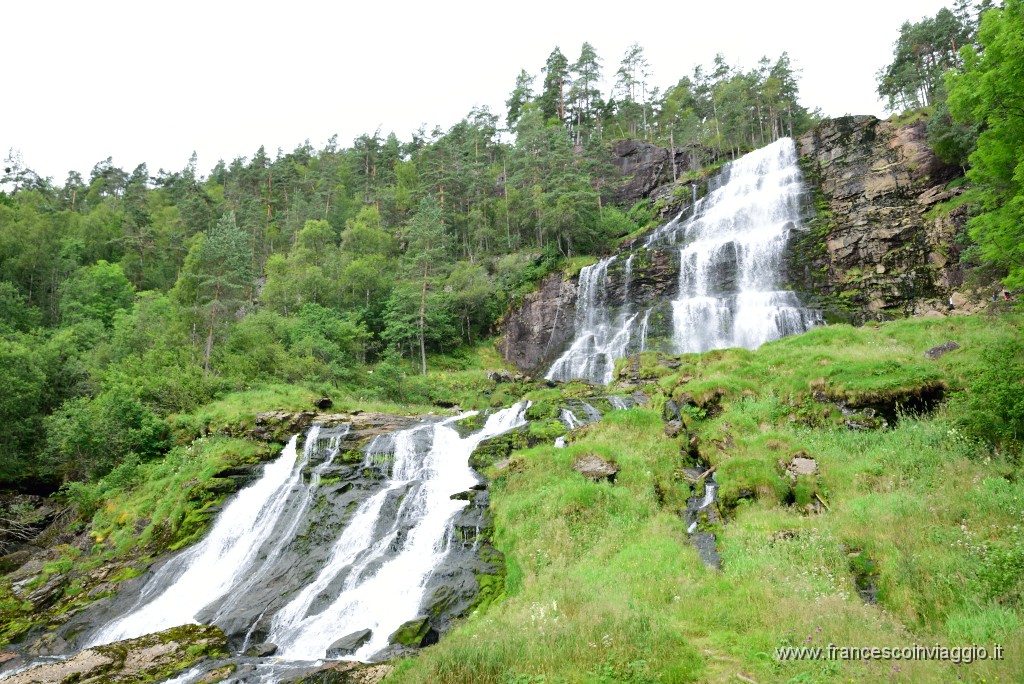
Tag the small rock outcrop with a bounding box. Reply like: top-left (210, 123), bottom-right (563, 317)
top-left (572, 454), bottom-right (619, 483)
top-left (925, 341), bottom-right (960, 359)
top-left (2, 624), bottom-right (228, 684)
top-left (497, 272), bottom-right (577, 374)
top-left (326, 629), bottom-right (372, 658)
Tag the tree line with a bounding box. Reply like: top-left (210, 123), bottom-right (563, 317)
top-left (0, 43), bottom-right (815, 490)
top-left (876, 0), bottom-right (1024, 292)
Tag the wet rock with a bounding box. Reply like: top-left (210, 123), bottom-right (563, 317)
top-left (847, 549), bottom-right (880, 603)
top-left (470, 426), bottom-right (533, 469)
top-left (244, 642), bottom-right (278, 657)
top-left (388, 616), bottom-right (431, 647)
top-left (497, 272), bottom-right (578, 374)
top-left (691, 531), bottom-right (721, 569)
top-left (2, 624), bottom-right (227, 684)
top-left (326, 629), bottom-right (372, 658)
top-left (572, 454), bottom-right (619, 483)
top-left (924, 341), bottom-right (960, 359)
top-left (285, 661), bottom-right (394, 684)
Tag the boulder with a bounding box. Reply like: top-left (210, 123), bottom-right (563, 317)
top-left (244, 642), bottom-right (278, 657)
top-left (572, 454), bottom-right (619, 483)
top-left (388, 616), bottom-right (432, 647)
top-left (326, 629), bottom-right (372, 658)
top-left (924, 341), bottom-right (960, 359)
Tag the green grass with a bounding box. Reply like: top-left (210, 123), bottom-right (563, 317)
top-left (390, 313), bottom-right (1024, 683)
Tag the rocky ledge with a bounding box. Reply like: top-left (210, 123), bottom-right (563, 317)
top-left (2, 624), bottom-right (228, 684)
top-left (793, 115), bottom-right (985, 319)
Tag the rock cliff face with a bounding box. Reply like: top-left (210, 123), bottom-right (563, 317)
top-left (497, 273), bottom-right (577, 375)
top-left (610, 140), bottom-right (706, 205)
top-left (793, 115), bottom-right (970, 319)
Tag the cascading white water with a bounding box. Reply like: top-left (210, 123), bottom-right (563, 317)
top-left (545, 256), bottom-right (642, 385)
top-left (269, 402), bottom-right (529, 661)
top-left (88, 404), bottom-right (530, 666)
top-left (90, 432), bottom-right (325, 646)
top-left (657, 138), bottom-right (820, 352)
top-left (546, 137), bottom-right (820, 384)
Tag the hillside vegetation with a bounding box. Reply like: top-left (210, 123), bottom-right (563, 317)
top-left (388, 312), bottom-right (1024, 684)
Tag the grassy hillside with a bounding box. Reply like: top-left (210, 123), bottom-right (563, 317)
top-left (3, 312), bottom-right (1021, 683)
top-left (389, 311), bottom-right (1023, 684)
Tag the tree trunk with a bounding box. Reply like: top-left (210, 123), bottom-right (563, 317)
top-left (419, 257), bottom-right (428, 376)
top-left (204, 284), bottom-right (221, 373)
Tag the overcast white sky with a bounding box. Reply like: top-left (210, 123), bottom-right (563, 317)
top-left (3, 0), bottom-right (955, 183)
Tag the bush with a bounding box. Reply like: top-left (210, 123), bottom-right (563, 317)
top-left (955, 336), bottom-right (1024, 450)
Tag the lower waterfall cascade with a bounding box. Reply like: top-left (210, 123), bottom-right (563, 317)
top-left (546, 137), bottom-right (822, 385)
top-left (85, 402), bottom-right (531, 669)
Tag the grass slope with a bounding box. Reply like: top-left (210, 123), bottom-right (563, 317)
top-left (390, 312), bottom-right (1024, 684)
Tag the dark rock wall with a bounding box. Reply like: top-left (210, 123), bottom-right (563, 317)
top-left (497, 273), bottom-right (578, 375)
top-left (794, 115), bottom-right (971, 319)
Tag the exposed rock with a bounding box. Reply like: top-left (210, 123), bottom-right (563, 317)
top-left (388, 616), bottom-right (431, 647)
top-left (609, 139), bottom-right (709, 205)
top-left (925, 341), bottom-right (960, 359)
top-left (486, 369), bottom-right (522, 383)
top-left (572, 454), bottom-right (619, 483)
top-left (498, 250), bottom-right (680, 374)
top-left (314, 397), bottom-right (334, 410)
top-left (244, 642), bottom-right (278, 657)
top-left (2, 624), bottom-right (227, 684)
top-left (786, 455), bottom-right (818, 478)
top-left (249, 410), bottom-right (317, 442)
top-left (326, 629), bottom-right (372, 658)
top-left (795, 115), bottom-right (967, 319)
top-left (497, 272), bottom-right (577, 374)
top-left (286, 661), bottom-right (394, 684)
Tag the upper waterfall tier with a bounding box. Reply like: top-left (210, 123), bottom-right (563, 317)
top-left (546, 137), bottom-right (821, 385)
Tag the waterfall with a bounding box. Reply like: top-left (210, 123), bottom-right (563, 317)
top-left (546, 137), bottom-right (820, 384)
top-left (270, 402), bottom-right (529, 661)
top-left (90, 431), bottom-right (325, 646)
top-left (545, 256), bottom-right (641, 385)
top-left (89, 403), bottom-right (529, 663)
top-left (657, 138), bottom-right (820, 352)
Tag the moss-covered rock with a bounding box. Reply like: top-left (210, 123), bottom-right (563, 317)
top-left (453, 412), bottom-right (487, 438)
top-left (388, 616), bottom-right (431, 647)
top-left (469, 426), bottom-right (533, 470)
top-left (525, 402), bottom-right (559, 421)
top-left (2, 624), bottom-right (229, 684)
top-left (716, 458), bottom-right (790, 509)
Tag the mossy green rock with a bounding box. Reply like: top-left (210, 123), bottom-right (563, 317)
top-left (2, 624), bottom-right (229, 684)
top-left (469, 426), bottom-right (533, 469)
top-left (388, 616), bottom-right (431, 647)
top-left (453, 411), bottom-right (487, 438)
top-left (525, 402), bottom-right (559, 421)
